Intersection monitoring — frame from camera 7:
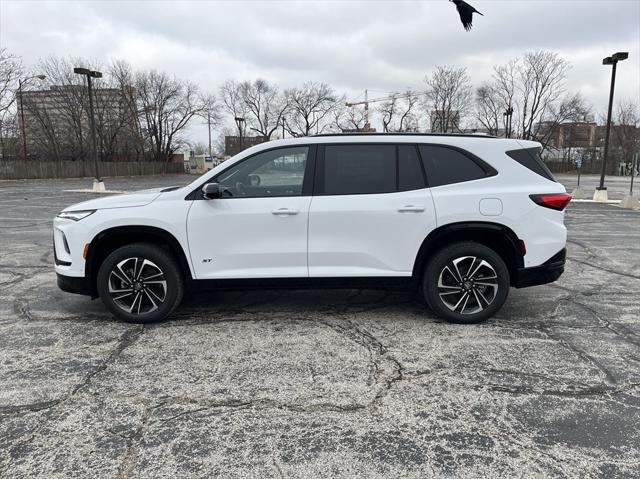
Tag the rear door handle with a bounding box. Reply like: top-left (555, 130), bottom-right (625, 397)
top-left (272, 208), bottom-right (299, 216)
top-left (398, 205), bottom-right (425, 213)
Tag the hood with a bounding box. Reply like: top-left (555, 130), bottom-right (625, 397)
top-left (62, 187), bottom-right (167, 212)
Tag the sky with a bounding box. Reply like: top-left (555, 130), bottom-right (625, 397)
top-left (1, 0), bottom-right (639, 143)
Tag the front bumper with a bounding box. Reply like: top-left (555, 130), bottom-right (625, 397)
top-left (514, 248), bottom-right (566, 288)
top-left (57, 273), bottom-right (94, 297)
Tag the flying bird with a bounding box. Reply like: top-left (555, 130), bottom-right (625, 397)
top-left (450, 0), bottom-right (484, 31)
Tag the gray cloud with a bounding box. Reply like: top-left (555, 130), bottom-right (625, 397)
top-left (2, 0), bottom-right (639, 141)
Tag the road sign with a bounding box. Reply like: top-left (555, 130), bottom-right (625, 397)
top-left (575, 154), bottom-right (583, 170)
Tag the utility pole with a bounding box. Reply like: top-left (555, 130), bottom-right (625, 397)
top-left (74, 67), bottom-right (104, 192)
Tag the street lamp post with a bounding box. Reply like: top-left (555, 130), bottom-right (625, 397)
top-left (207, 112), bottom-right (212, 158)
top-left (18, 74), bottom-right (46, 161)
top-left (234, 117), bottom-right (246, 153)
top-left (73, 67), bottom-right (104, 192)
top-left (595, 52), bottom-right (629, 201)
top-left (503, 106), bottom-right (513, 139)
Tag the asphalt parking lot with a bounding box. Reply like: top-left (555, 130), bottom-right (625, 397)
top-left (1, 174), bottom-right (639, 478)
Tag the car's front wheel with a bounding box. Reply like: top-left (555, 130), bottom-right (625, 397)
top-left (96, 243), bottom-right (183, 323)
top-left (423, 242), bottom-right (510, 324)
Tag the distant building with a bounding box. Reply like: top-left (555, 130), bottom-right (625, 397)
top-left (536, 121), bottom-right (597, 149)
top-left (17, 85), bottom-right (139, 160)
top-left (224, 135), bottom-right (268, 156)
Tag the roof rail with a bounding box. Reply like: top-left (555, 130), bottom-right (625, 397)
top-left (311, 132), bottom-right (497, 139)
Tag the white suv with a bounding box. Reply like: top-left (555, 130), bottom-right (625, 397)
top-left (54, 134), bottom-right (570, 324)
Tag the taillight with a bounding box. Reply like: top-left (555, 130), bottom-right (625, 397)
top-left (529, 193), bottom-right (572, 211)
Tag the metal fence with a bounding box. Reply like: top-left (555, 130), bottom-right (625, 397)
top-left (545, 159), bottom-right (618, 175)
top-left (0, 160), bottom-right (184, 180)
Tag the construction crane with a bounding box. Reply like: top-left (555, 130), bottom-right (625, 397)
top-left (345, 89), bottom-right (427, 126)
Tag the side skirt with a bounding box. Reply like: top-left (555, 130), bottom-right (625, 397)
top-left (187, 276), bottom-right (419, 293)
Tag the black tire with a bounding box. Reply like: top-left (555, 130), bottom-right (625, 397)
top-left (423, 242), bottom-right (510, 324)
top-left (96, 243), bottom-right (184, 323)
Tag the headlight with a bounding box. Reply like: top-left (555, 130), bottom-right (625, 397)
top-left (57, 210), bottom-right (96, 221)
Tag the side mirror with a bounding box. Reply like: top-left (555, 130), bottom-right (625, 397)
top-left (202, 183), bottom-right (220, 199)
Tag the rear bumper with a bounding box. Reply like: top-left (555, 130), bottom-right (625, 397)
top-left (57, 273), bottom-right (94, 297)
top-left (514, 248), bottom-right (566, 288)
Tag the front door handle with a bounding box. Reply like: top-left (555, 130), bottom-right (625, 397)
top-left (398, 205), bottom-right (425, 213)
top-left (272, 208), bottom-right (299, 216)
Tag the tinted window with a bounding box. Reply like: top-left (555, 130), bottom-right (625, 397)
top-left (418, 145), bottom-right (487, 187)
top-left (398, 145), bottom-right (426, 191)
top-left (216, 146), bottom-right (308, 198)
top-left (323, 145), bottom-right (395, 195)
top-left (506, 147), bottom-right (556, 182)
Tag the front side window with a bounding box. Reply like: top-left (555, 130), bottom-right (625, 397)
top-left (418, 145), bottom-right (488, 187)
top-left (216, 147), bottom-right (308, 198)
top-left (322, 144), bottom-right (396, 195)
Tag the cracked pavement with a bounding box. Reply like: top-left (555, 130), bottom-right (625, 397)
top-left (1, 175), bottom-right (639, 478)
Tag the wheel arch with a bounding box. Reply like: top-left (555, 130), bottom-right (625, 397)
top-left (85, 225), bottom-right (193, 296)
top-left (412, 221), bottom-right (524, 286)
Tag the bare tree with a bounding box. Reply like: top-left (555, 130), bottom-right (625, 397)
top-left (333, 101), bottom-right (366, 132)
top-left (397, 90), bottom-right (421, 132)
top-left (517, 51), bottom-right (570, 140)
top-left (190, 141), bottom-right (209, 155)
top-left (378, 96), bottom-right (398, 133)
top-left (480, 52), bottom-right (571, 140)
top-left (241, 79), bottom-right (288, 139)
top-left (197, 97), bottom-right (223, 157)
top-left (22, 56), bottom-right (91, 161)
top-left (425, 66), bottom-right (472, 133)
top-left (109, 60), bottom-right (146, 161)
top-left (137, 70), bottom-right (210, 162)
top-left (492, 59), bottom-right (518, 135)
top-left (475, 82), bottom-right (502, 136)
top-left (0, 48), bottom-right (23, 159)
top-left (377, 90), bottom-right (421, 132)
top-left (220, 80), bottom-right (249, 137)
top-left (0, 48), bottom-right (22, 122)
top-left (19, 95), bottom-right (56, 162)
top-left (611, 100), bottom-right (640, 170)
top-left (284, 82), bottom-right (338, 136)
top-left (534, 92), bottom-right (592, 152)
top-left (215, 126), bottom-right (235, 156)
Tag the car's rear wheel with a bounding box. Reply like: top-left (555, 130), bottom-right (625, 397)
top-left (97, 243), bottom-right (183, 323)
top-left (423, 242), bottom-right (510, 324)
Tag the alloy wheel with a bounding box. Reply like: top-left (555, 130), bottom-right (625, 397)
top-left (108, 257), bottom-right (167, 315)
top-left (437, 256), bottom-right (499, 315)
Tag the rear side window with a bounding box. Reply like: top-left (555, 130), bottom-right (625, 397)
top-left (418, 145), bottom-right (488, 187)
top-left (398, 145), bottom-right (427, 191)
top-left (323, 145), bottom-right (396, 195)
top-left (506, 147), bottom-right (556, 182)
